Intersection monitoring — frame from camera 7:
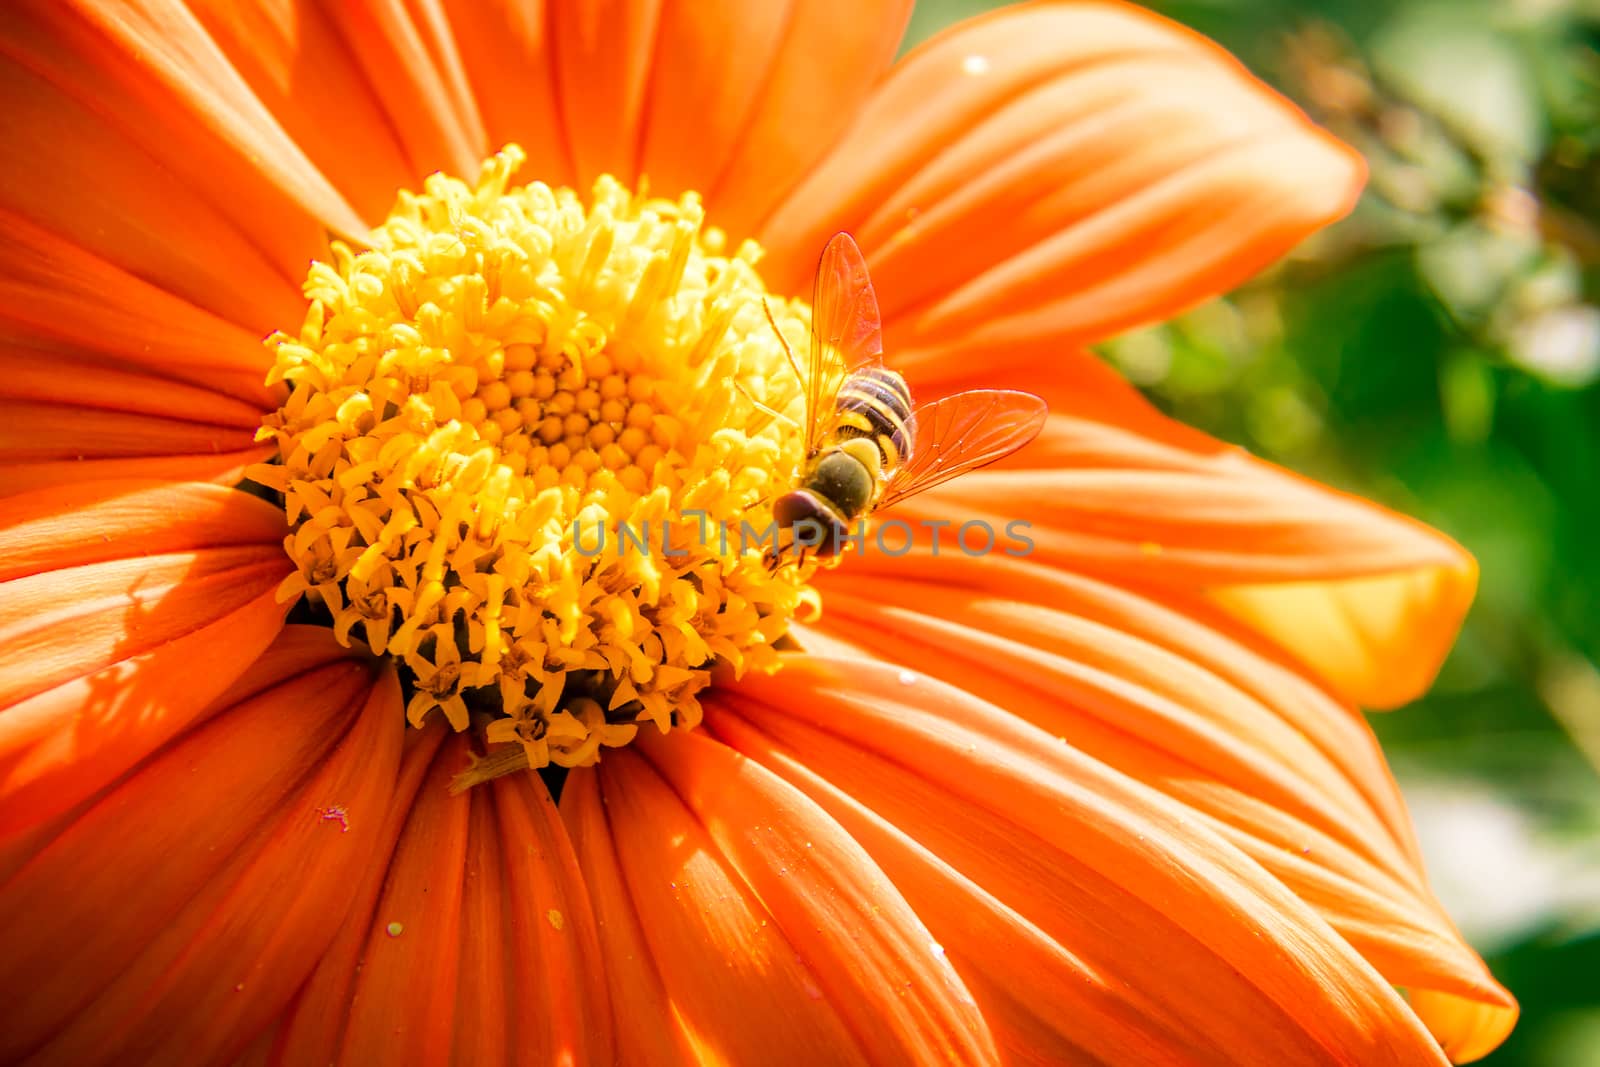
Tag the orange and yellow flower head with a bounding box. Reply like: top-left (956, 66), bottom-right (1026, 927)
top-left (0, 2), bottom-right (1515, 1065)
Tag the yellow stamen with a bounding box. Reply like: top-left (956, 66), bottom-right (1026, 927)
top-left (252, 146), bottom-right (816, 772)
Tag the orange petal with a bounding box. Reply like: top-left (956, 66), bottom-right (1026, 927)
top-left (234, 1025), bottom-right (280, 1067)
top-left (0, 634), bottom-right (397, 1065)
top-left (817, 555), bottom-right (1516, 1058)
top-left (0, 624), bottom-right (351, 889)
top-left (335, 731), bottom-right (471, 1066)
top-left (440, 0), bottom-right (573, 187)
top-left (571, 752), bottom-right (865, 1065)
top-left (540, 0), bottom-right (910, 224)
top-left (0, 481), bottom-right (290, 838)
top-left (0, 347), bottom-right (262, 431)
top-left (561, 766), bottom-right (696, 1067)
top-left (3, 0), bottom-right (369, 257)
top-left (0, 344), bottom-right (268, 495)
top-left (645, 729), bottom-right (995, 1064)
top-left (267, 722), bottom-right (447, 1067)
top-left (0, 55), bottom-right (301, 333)
top-left (758, 0), bottom-right (1362, 356)
top-left (0, 448), bottom-right (271, 499)
top-left (184, 0), bottom-right (417, 223)
top-left (0, 479), bottom-right (281, 581)
top-left (1209, 571), bottom-right (1478, 713)
top-left (452, 771), bottom-right (515, 1067)
top-left (707, 655), bottom-right (1451, 1065)
top-left (707, 704), bottom-right (1192, 1067)
top-left (685, 0), bottom-right (912, 237)
top-left (0, 397), bottom-right (253, 475)
top-left (1410, 988), bottom-right (1521, 1066)
top-left (317, 0), bottom-right (488, 182)
top-left (273, 731), bottom-right (612, 1067)
top-left (890, 412), bottom-right (1476, 708)
top-left (485, 769), bottom-right (614, 1065)
top-left (0, 208), bottom-right (275, 406)
top-left (634, 1), bottom-right (794, 200)
top-left (434, 763), bottom-right (616, 1067)
top-left (820, 564), bottom-right (1421, 875)
top-left (547, 0), bottom-right (660, 190)
top-left (567, 739), bottom-right (995, 1066)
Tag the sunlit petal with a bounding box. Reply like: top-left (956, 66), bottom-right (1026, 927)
top-left (818, 554), bottom-right (1517, 1054)
top-left (760, 1), bottom-right (1362, 362)
top-left (566, 734), bottom-right (995, 1065)
top-left (710, 656), bottom-right (1451, 1065)
top-left (894, 412), bottom-right (1476, 707)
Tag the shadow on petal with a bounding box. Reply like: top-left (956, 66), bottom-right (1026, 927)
top-left (0, 481), bottom-right (291, 841)
top-left (0, 628), bottom-right (401, 1066)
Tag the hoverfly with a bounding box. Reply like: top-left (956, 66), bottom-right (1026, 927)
top-left (761, 232), bottom-right (1048, 566)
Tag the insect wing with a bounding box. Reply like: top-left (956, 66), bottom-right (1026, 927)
top-left (876, 389), bottom-right (1048, 510)
top-left (803, 233), bottom-right (884, 456)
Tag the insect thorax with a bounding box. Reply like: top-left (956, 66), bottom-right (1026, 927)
top-left (801, 439), bottom-right (881, 520)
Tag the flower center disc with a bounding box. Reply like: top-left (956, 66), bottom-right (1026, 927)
top-left (253, 146), bottom-right (816, 778)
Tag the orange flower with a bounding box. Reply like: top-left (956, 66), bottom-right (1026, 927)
top-left (0, 2), bottom-right (1516, 1065)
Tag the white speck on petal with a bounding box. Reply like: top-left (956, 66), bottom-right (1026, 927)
top-left (962, 54), bottom-right (990, 75)
top-left (897, 669), bottom-right (918, 686)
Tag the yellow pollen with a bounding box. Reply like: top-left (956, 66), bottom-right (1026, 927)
top-left (252, 146), bottom-right (815, 776)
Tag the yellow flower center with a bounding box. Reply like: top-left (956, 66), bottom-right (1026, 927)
top-left (252, 146), bottom-right (817, 780)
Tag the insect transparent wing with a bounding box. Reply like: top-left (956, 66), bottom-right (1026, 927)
top-left (803, 232), bottom-right (884, 456)
top-left (876, 389), bottom-right (1048, 510)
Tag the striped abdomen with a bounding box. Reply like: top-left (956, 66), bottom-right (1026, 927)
top-left (832, 366), bottom-right (915, 473)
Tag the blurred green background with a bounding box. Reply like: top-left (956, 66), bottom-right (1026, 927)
top-left (906, 2), bottom-right (1600, 1064)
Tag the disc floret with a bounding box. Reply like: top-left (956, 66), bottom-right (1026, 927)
top-left (254, 146), bottom-right (813, 772)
